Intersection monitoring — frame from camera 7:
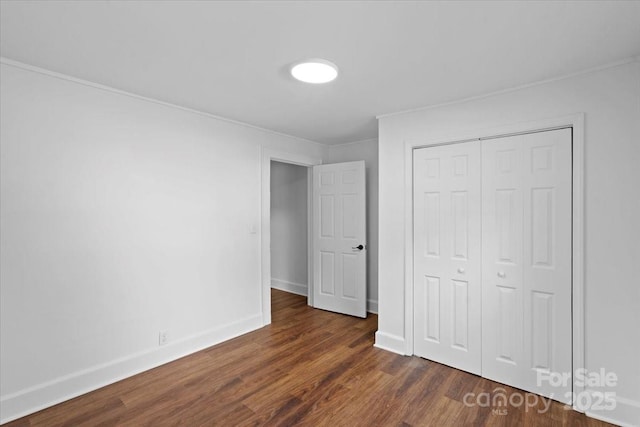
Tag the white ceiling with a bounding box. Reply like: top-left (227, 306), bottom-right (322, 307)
top-left (1, 1), bottom-right (639, 145)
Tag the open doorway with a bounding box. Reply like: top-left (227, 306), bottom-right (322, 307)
top-left (260, 149), bottom-right (321, 325)
top-left (260, 150), bottom-right (368, 323)
top-left (270, 161), bottom-right (309, 298)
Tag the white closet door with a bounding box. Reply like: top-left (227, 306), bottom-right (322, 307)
top-left (413, 141), bottom-right (482, 375)
top-left (481, 128), bottom-right (572, 402)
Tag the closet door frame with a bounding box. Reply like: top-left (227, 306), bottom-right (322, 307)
top-left (403, 113), bottom-right (585, 411)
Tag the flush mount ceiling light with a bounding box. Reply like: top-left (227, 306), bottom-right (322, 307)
top-left (290, 59), bottom-right (339, 84)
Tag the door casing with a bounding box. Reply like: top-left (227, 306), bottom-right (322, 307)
top-left (403, 113), bottom-right (585, 411)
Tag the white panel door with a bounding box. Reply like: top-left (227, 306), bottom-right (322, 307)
top-left (413, 141), bottom-right (482, 375)
top-left (312, 161), bottom-right (366, 318)
top-left (481, 128), bottom-right (572, 402)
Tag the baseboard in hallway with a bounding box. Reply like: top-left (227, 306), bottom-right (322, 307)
top-left (271, 279), bottom-right (379, 314)
top-left (271, 278), bottom-right (307, 296)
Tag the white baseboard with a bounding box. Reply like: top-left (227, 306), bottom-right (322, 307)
top-left (271, 280), bottom-right (378, 315)
top-left (271, 278), bottom-right (308, 296)
top-left (0, 314), bottom-right (263, 425)
top-left (585, 392), bottom-right (640, 427)
top-left (367, 299), bottom-right (378, 314)
top-left (374, 331), bottom-right (406, 355)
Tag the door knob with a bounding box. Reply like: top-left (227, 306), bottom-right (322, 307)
top-left (497, 271), bottom-right (506, 278)
top-left (457, 268), bottom-right (465, 274)
top-left (352, 244), bottom-right (364, 250)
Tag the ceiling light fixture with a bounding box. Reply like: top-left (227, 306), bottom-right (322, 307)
top-left (290, 59), bottom-right (339, 84)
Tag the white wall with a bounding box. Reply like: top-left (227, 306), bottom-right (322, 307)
top-left (270, 161), bottom-right (308, 296)
top-left (0, 61), bottom-right (324, 423)
top-left (376, 59), bottom-right (640, 426)
top-left (325, 139), bottom-right (379, 313)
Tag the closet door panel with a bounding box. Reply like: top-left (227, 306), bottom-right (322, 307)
top-left (414, 141), bottom-right (481, 374)
top-left (481, 139), bottom-right (525, 386)
top-left (522, 129), bottom-right (572, 401)
top-left (482, 129), bottom-right (572, 403)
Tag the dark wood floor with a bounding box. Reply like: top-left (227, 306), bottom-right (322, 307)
top-left (7, 289), bottom-right (610, 426)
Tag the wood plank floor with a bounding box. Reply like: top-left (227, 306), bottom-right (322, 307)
top-left (7, 289), bottom-right (611, 426)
